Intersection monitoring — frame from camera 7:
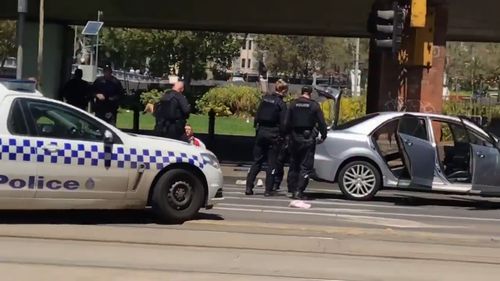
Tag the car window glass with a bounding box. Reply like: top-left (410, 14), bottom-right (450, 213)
top-left (398, 116), bottom-right (428, 141)
top-left (24, 100), bottom-right (105, 142)
top-left (334, 113), bottom-right (380, 130)
top-left (372, 119), bottom-right (399, 157)
top-left (8, 100), bottom-right (29, 135)
top-left (469, 130), bottom-right (494, 148)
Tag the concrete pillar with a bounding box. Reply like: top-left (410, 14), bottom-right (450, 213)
top-left (367, 3), bottom-right (448, 114)
top-left (20, 22), bottom-right (73, 99)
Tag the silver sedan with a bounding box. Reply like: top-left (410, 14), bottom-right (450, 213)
top-left (314, 112), bottom-right (500, 200)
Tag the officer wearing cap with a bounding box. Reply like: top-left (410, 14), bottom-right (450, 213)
top-left (246, 80), bottom-right (288, 197)
top-left (285, 85), bottom-right (328, 200)
top-left (92, 63), bottom-right (125, 126)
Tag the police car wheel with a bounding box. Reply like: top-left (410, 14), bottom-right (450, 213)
top-left (152, 169), bottom-right (204, 223)
top-left (338, 161), bottom-right (381, 201)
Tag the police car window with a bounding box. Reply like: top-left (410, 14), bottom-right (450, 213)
top-left (8, 100), bottom-right (29, 135)
top-left (24, 100), bottom-right (106, 142)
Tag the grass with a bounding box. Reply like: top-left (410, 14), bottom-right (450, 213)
top-left (116, 110), bottom-right (256, 136)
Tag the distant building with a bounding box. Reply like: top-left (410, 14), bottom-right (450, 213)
top-left (231, 34), bottom-right (260, 77)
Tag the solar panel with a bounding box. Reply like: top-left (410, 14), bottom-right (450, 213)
top-left (82, 21), bottom-right (104, 36)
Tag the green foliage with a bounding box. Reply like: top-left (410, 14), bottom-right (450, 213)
top-left (140, 89), bottom-right (164, 105)
top-left (0, 20), bottom-right (16, 67)
top-left (196, 85), bottom-right (261, 117)
top-left (339, 96), bottom-right (367, 123)
top-left (257, 35), bottom-right (369, 78)
top-left (100, 28), bottom-right (240, 83)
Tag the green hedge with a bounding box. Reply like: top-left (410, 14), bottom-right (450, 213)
top-left (196, 85), bottom-right (261, 117)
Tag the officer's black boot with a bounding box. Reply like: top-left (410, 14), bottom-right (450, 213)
top-left (245, 187), bottom-right (254, 196)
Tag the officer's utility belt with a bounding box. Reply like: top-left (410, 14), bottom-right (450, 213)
top-left (293, 127), bottom-right (315, 139)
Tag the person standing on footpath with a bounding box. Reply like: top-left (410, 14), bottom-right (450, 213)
top-left (92, 64), bottom-right (125, 126)
top-left (285, 86), bottom-right (328, 200)
top-left (245, 80), bottom-right (288, 197)
top-left (153, 81), bottom-right (191, 142)
top-left (61, 69), bottom-right (92, 111)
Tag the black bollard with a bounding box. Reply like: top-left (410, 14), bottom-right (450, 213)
top-left (208, 109), bottom-right (216, 149)
top-left (133, 91), bottom-right (140, 133)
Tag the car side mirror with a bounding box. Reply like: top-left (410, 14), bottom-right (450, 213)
top-left (104, 130), bottom-right (114, 144)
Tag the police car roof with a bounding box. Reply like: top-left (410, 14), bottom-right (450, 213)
top-left (0, 80), bottom-right (43, 98)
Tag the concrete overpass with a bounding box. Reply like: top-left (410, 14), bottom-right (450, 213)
top-left (2, 0), bottom-right (500, 41)
top-left (1, 0), bottom-right (498, 113)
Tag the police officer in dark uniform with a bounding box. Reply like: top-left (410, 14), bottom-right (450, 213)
top-left (92, 64), bottom-right (125, 125)
top-left (246, 80), bottom-right (288, 197)
top-left (153, 81), bottom-right (191, 141)
top-left (286, 86), bottom-right (328, 200)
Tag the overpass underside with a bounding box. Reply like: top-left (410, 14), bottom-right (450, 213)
top-left (2, 0), bottom-right (497, 113)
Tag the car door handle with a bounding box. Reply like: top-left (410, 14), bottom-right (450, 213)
top-left (476, 152), bottom-right (485, 158)
top-left (42, 145), bottom-right (60, 153)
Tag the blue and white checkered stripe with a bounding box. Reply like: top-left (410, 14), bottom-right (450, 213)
top-left (0, 138), bottom-right (204, 170)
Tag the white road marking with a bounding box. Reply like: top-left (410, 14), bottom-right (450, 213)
top-left (213, 207), bottom-right (458, 229)
top-left (216, 200), bottom-right (500, 223)
top-left (218, 203), bottom-right (372, 214)
top-left (223, 195), bottom-right (420, 211)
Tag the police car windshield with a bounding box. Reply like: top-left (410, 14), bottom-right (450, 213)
top-left (333, 113), bottom-right (380, 130)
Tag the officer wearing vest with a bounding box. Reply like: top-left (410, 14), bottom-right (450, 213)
top-left (246, 80), bottom-right (288, 197)
top-left (286, 85), bottom-right (328, 200)
top-left (154, 82), bottom-right (191, 142)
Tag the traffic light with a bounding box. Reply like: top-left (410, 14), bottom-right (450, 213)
top-left (373, 2), bottom-right (407, 55)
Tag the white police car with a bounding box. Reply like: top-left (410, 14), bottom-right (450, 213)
top-left (0, 80), bottom-right (223, 222)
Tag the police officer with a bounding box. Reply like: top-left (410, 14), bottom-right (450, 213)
top-left (154, 81), bottom-right (191, 142)
top-left (286, 86), bottom-right (327, 200)
top-left (246, 80), bottom-right (288, 197)
top-left (92, 64), bottom-right (125, 125)
top-left (61, 69), bottom-right (92, 111)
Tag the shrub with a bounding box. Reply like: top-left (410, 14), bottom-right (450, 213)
top-left (140, 89), bottom-right (164, 105)
top-left (196, 85), bottom-right (261, 117)
top-left (339, 96), bottom-right (367, 123)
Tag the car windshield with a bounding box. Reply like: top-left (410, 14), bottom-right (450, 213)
top-left (333, 113), bottom-right (380, 130)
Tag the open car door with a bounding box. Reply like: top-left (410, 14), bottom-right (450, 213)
top-left (397, 115), bottom-right (436, 188)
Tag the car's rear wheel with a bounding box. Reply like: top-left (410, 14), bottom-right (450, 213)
top-left (152, 169), bottom-right (205, 223)
top-left (338, 161), bottom-right (381, 201)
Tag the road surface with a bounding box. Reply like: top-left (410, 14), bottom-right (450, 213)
top-left (0, 176), bottom-right (499, 280)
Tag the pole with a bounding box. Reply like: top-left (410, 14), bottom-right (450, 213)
top-left (354, 38), bottom-right (360, 96)
top-left (73, 26), bottom-right (77, 62)
top-left (95, 11), bottom-right (103, 70)
top-left (16, 0), bottom-right (28, 79)
top-left (37, 0), bottom-right (45, 87)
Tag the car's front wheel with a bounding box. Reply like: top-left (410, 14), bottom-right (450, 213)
top-left (152, 169), bottom-right (205, 223)
top-left (338, 161), bottom-right (381, 201)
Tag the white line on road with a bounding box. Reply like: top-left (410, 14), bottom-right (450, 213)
top-left (216, 201), bottom-right (500, 223)
top-left (223, 195), bottom-right (421, 211)
top-left (213, 207), bottom-right (455, 229)
top-left (218, 203), bottom-right (372, 214)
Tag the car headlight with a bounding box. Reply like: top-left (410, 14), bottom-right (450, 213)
top-left (201, 153), bottom-right (220, 169)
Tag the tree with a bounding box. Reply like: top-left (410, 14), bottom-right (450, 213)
top-left (257, 35), bottom-right (369, 78)
top-left (98, 28), bottom-right (240, 86)
top-left (0, 20), bottom-right (17, 69)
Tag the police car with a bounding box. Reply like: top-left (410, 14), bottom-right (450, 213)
top-left (0, 80), bottom-right (223, 222)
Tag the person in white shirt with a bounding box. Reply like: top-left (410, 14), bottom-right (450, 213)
top-left (185, 124), bottom-right (206, 149)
